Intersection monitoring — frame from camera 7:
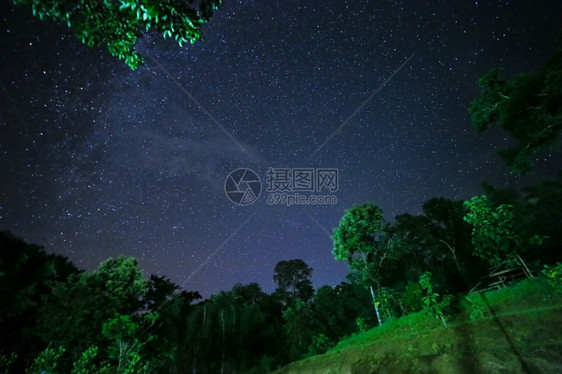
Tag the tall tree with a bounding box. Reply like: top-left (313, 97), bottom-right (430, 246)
top-left (12, 0), bottom-right (223, 69)
top-left (144, 274), bottom-right (180, 311)
top-left (469, 49), bottom-right (562, 174)
top-left (332, 203), bottom-right (400, 326)
top-left (273, 259), bottom-right (314, 304)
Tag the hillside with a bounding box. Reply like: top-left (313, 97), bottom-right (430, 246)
top-left (273, 279), bottom-right (562, 374)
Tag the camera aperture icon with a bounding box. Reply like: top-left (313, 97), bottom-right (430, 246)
top-left (224, 168), bottom-right (262, 206)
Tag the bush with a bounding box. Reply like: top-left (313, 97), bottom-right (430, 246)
top-left (308, 334), bottom-right (334, 355)
top-left (419, 272), bottom-right (451, 327)
top-left (542, 262), bottom-right (562, 293)
top-left (26, 346), bottom-right (65, 374)
top-left (401, 281), bottom-right (424, 313)
top-left (355, 317), bottom-right (369, 332)
top-left (465, 293), bottom-right (486, 320)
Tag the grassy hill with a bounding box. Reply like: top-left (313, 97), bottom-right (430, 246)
top-left (272, 278), bottom-right (562, 374)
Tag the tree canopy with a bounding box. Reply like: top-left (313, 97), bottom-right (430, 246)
top-left (12, 0), bottom-right (223, 69)
top-left (469, 49), bottom-right (562, 174)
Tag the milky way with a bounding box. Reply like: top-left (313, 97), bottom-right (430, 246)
top-left (1, 0), bottom-right (561, 297)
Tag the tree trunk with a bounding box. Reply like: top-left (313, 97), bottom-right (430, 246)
top-left (370, 285), bottom-right (382, 326)
top-left (440, 240), bottom-right (463, 274)
top-left (439, 314), bottom-right (447, 327)
top-left (517, 255), bottom-right (534, 279)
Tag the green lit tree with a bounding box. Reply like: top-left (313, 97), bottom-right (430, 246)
top-left (25, 346), bottom-right (66, 374)
top-left (469, 50), bottom-right (562, 174)
top-left (463, 195), bottom-right (543, 268)
top-left (12, 0), bottom-right (223, 69)
top-left (480, 176), bottom-right (562, 264)
top-left (332, 203), bottom-right (400, 326)
top-left (464, 195), bottom-right (519, 267)
top-left (418, 271), bottom-right (451, 327)
top-left (101, 312), bottom-right (161, 372)
top-left (70, 346), bottom-right (110, 374)
top-left (36, 256), bottom-right (150, 369)
top-left (27, 311), bottom-right (164, 373)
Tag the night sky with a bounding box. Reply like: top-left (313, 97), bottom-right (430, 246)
top-left (1, 0), bottom-right (561, 297)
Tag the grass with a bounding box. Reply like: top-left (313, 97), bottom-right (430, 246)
top-left (272, 278), bottom-right (562, 374)
top-left (330, 310), bottom-right (439, 352)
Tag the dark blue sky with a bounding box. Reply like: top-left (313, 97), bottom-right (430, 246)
top-left (1, 0), bottom-right (561, 297)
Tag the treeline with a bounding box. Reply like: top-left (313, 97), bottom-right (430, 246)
top-left (0, 232), bottom-right (374, 373)
top-left (1, 174), bottom-right (561, 373)
top-left (332, 177), bottom-right (562, 328)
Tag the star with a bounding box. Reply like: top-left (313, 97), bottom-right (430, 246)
top-left (0, 0), bottom-right (560, 297)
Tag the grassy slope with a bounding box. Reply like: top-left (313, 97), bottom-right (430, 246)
top-left (272, 279), bottom-right (562, 374)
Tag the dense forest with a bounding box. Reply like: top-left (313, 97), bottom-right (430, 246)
top-left (1, 171), bottom-right (561, 373)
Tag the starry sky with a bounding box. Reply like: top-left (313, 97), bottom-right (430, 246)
top-left (1, 0), bottom-right (561, 297)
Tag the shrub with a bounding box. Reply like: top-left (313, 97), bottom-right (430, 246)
top-left (401, 281), bottom-right (424, 313)
top-left (308, 334), bottom-right (334, 355)
top-left (542, 262), bottom-right (562, 293)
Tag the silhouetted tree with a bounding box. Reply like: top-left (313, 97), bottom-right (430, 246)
top-left (273, 259), bottom-right (314, 304)
top-left (0, 231), bottom-right (78, 372)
